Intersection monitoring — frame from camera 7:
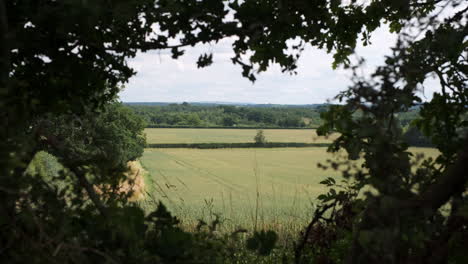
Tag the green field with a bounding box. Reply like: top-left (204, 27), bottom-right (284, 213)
top-left (140, 146), bottom-right (439, 233)
top-left (144, 128), bottom-right (339, 144)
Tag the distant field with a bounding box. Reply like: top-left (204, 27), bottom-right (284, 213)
top-left (140, 147), bottom-right (439, 232)
top-left (144, 128), bottom-right (339, 144)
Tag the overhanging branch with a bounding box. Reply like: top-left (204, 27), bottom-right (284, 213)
top-left (410, 136), bottom-right (468, 211)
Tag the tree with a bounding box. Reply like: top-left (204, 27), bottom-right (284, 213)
top-left (24, 102), bottom-right (146, 216)
top-left (254, 130), bottom-right (267, 145)
top-left (311, 7), bottom-right (467, 263)
top-left (35, 102), bottom-right (146, 180)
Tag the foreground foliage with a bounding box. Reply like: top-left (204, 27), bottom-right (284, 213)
top-left (1, 0), bottom-right (466, 263)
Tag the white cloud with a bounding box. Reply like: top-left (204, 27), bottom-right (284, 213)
top-left (119, 25), bottom-right (439, 104)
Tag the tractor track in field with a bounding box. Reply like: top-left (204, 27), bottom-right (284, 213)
top-left (175, 176), bottom-right (189, 190)
top-left (139, 154), bottom-right (188, 207)
top-left (173, 159), bottom-right (244, 192)
top-left (149, 175), bottom-right (185, 210)
top-left (167, 153), bottom-right (247, 193)
top-left (155, 168), bottom-right (174, 187)
top-left (147, 150), bottom-right (245, 193)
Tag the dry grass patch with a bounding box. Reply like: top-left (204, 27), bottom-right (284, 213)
top-left (94, 160), bottom-right (147, 201)
top-left (120, 161), bottom-right (147, 201)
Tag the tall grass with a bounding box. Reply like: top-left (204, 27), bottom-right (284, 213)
top-left (137, 155), bottom-right (318, 247)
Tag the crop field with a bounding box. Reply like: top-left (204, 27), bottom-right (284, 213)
top-left (144, 128), bottom-right (339, 144)
top-left (140, 146), bottom-right (439, 233)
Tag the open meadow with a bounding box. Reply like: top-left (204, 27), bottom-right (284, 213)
top-left (139, 142), bottom-right (440, 235)
top-left (144, 128), bottom-right (339, 144)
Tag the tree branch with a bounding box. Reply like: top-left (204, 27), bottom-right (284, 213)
top-left (295, 203), bottom-right (335, 264)
top-left (345, 137), bottom-right (468, 264)
top-left (410, 136), bottom-right (468, 211)
top-left (69, 166), bottom-right (109, 219)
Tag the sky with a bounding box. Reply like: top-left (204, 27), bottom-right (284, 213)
top-left (118, 24), bottom-right (439, 105)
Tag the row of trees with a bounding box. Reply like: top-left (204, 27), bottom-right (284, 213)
top-left (127, 103), bottom-right (425, 129)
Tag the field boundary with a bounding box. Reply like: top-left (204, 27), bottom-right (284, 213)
top-left (146, 125), bottom-right (319, 129)
top-left (146, 142), bottom-right (331, 149)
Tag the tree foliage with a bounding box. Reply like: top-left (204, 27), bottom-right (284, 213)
top-left (311, 3), bottom-right (468, 262)
top-left (36, 103), bottom-right (146, 170)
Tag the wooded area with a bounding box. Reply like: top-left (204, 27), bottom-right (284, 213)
top-left (128, 103), bottom-right (319, 128)
top-left (128, 102), bottom-right (423, 129)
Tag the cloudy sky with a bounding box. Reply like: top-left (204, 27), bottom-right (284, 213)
top-left (119, 24), bottom-right (439, 104)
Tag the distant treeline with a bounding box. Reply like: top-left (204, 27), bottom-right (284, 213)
top-left (126, 102), bottom-right (331, 128)
top-left (124, 102), bottom-right (445, 148)
top-left (126, 102), bottom-right (424, 129)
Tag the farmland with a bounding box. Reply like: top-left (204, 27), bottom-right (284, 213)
top-left (141, 147), bottom-right (338, 232)
top-left (140, 128), bottom-right (439, 234)
top-left (144, 128), bottom-right (339, 144)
